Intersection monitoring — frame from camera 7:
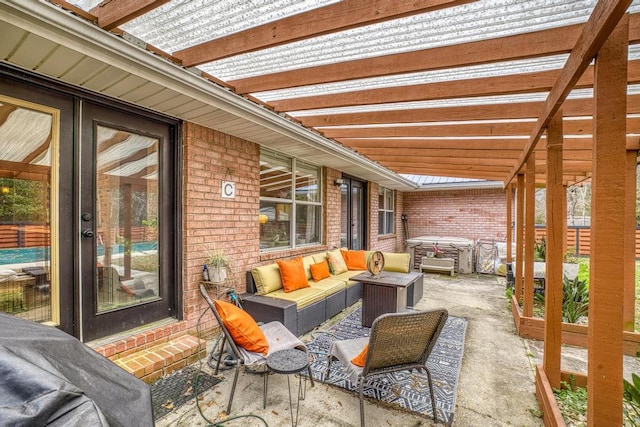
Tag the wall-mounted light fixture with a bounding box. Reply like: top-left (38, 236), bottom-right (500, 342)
top-left (334, 178), bottom-right (344, 186)
top-left (259, 214), bottom-right (268, 224)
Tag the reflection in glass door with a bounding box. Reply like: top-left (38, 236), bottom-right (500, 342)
top-left (95, 125), bottom-right (159, 312)
top-left (340, 176), bottom-right (366, 250)
top-left (0, 95), bottom-right (59, 325)
top-left (81, 101), bottom-right (175, 342)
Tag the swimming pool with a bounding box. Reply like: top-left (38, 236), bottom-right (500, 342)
top-left (0, 241), bottom-right (158, 265)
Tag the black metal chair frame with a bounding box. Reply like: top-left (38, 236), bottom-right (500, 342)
top-left (199, 283), bottom-right (314, 415)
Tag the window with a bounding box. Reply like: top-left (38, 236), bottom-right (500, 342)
top-left (259, 150), bottom-right (322, 250)
top-left (378, 187), bottom-right (394, 235)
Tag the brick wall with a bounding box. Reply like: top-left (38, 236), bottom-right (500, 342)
top-left (324, 167), bottom-right (343, 249)
top-left (127, 121), bottom-right (510, 346)
top-left (403, 188), bottom-right (507, 241)
top-left (369, 183), bottom-right (404, 253)
top-left (182, 122), bottom-right (261, 331)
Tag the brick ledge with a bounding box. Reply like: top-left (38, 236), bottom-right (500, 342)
top-left (113, 334), bottom-right (206, 383)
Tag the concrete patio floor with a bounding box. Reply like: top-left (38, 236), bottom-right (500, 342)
top-left (156, 273), bottom-right (546, 426)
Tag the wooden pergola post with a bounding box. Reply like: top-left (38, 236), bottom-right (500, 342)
top-left (562, 185), bottom-right (568, 256)
top-left (523, 157), bottom-right (536, 317)
top-left (506, 184), bottom-right (513, 265)
top-left (515, 173), bottom-right (525, 302)
top-left (624, 150), bottom-right (637, 331)
top-left (588, 14), bottom-right (628, 425)
top-left (543, 111), bottom-right (564, 389)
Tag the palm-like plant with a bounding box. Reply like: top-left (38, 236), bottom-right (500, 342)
top-left (562, 275), bottom-right (589, 323)
top-left (624, 373), bottom-right (640, 426)
top-left (533, 275), bottom-right (589, 323)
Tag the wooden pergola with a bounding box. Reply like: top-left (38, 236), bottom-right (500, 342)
top-left (12, 0), bottom-right (640, 424)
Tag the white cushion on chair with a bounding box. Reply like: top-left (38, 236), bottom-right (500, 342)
top-left (328, 337), bottom-right (369, 383)
top-left (238, 321), bottom-right (307, 366)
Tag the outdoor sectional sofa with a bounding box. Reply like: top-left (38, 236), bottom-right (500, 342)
top-left (243, 249), bottom-right (422, 336)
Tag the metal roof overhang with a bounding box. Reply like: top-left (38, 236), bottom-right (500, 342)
top-left (0, 0), bottom-right (418, 191)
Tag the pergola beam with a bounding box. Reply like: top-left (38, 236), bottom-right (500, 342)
top-left (390, 168), bottom-right (508, 179)
top-left (298, 94), bottom-right (640, 126)
top-left (320, 117), bottom-right (640, 138)
top-left (505, 0), bottom-right (633, 185)
top-left (231, 14), bottom-right (640, 93)
top-left (174, 0), bottom-right (473, 66)
top-left (272, 59), bottom-right (640, 112)
top-left (337, 137), bottom-right (640, 150)
top-left (90, 0), bottom-right (171, 31)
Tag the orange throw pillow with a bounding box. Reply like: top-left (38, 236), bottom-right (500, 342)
top-left (341, 250), bottom-right (367, 270)
top-left (214, 300), bottom-right (269, 355)
top-left (276, 256), bottom-right (310, 292)
top-left (351, 344), bottom-right (368, 367)
top-left (309, 261), bottom-right (331, 282)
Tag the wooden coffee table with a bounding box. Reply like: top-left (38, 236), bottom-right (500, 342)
top-left (351, 271), bottom-right (423, 327)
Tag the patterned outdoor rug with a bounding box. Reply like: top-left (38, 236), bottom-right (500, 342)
top-left (303, 308), bottom-right (467, 426)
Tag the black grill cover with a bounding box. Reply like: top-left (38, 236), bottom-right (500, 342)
top-left (0, 313), bottom-right (153, 426)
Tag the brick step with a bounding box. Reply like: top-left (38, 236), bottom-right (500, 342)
top-left (113, 334), bottom-right (206, 383)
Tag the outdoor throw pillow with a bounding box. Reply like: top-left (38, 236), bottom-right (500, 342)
top-left (309, 261), bottom-right (331, 282)
top-left (341, 249), bottom-right (367, 270)
top-left (326, 250), bottom-right (348, 275)
top-left (277, 256), bottom-right (310, 292)
top-left (351, 344), bottom-right (368, 367)
top-left (214, 299), bottom-right (269, 355)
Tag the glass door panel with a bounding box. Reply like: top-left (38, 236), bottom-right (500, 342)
top-left (340, 182), bottom-right (348, 248)
top-left (351, 181), bottom-right (364, 250)
top-left (95, 125), bottom-right (159, 312)
top-left (81, 101), bottom-right (175, 342)
top-left (340, 176), bottom-right (366, 250)
top-left (0, 96), bottom-right (59, 325)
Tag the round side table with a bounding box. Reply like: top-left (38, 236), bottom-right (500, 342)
top-left (266, 348), bottom-right (310, 427)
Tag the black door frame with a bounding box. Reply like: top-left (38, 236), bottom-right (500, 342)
top-left (0, 69), bottom-right (76, 335)
top-left (0, 64), bottom-right (182, 341)
top-left (80, 101), bottom-right (179, 341)
top-left (341, 175), bottom-right (367, 250)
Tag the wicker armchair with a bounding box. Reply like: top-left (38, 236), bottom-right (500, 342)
top-left (199, 284), bottom-right (314, 415)
top-left (325, 309), bottom-right (448, 426)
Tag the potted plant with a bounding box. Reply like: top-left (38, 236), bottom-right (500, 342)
top-left (206, 248), bottom-right (231, 283)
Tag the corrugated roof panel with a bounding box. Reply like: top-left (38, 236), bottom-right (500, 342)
top-left (254, 44), bottom-right (640, 102)
top-left (290, 84), bottom-right (640, 117)
top-left (71, 0), bottom-right (340, 54)
top-left (199, 0), bottom-right (640, 81)
top-left (402, 175), bottom-right (485, 185)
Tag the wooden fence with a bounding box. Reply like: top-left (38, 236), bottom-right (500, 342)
top-left (534, 225), bottom-right (640, 258)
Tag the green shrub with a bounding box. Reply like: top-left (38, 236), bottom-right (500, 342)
top-left (532, 274), bottom-right (589, 323)
top-left (562, 275), bottom-right (589, 323)
top-left (553, 376), bottom-right (587, 425)
top-left (534, 236), bottom-right (546, 261)
top-left (624, 374), bottom-right (640, 426)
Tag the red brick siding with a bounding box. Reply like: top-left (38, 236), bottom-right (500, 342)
top-left (403, 188), bottom-right (507, 241)
top-left (369, 184), bottom-right (404, 253)
top-left (182, 122), bottom-right (261, 330)
top-left (324, 167), bottom-right (343, 249)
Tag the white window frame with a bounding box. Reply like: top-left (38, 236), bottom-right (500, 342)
top-left (259, 150), bottom-right (322, 251)
top-left (378, 187), bottom-right (395, 235)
